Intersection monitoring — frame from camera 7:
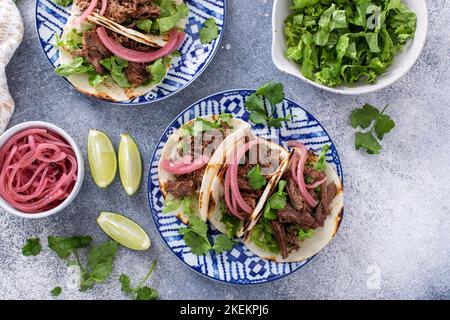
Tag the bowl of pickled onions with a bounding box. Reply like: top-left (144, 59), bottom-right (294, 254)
top-left (0, 121), bottom-right (84, 218)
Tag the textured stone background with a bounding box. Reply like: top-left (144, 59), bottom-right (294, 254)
top-left (1, 0), bottom-right (449, 300)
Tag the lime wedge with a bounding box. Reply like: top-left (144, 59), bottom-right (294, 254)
top-left (118, 133), bottom-right (142, 196)
top-left (87, 129), bottom-right (117, 188)
top-left (97, 212), bottom-right (151, 251)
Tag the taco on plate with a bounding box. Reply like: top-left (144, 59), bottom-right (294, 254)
top-left (244, 141), bottom-right (344, 262)
top-left (200, 134), bottom-right (290, 238)
top-left (158, 114), bottom-right (251, 224)
top-left (55, 0), bottom-right (187, 101)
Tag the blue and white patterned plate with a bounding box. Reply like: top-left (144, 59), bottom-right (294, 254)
top-left (148, 89), bottom-right (344, 284)
top-left (35, 0), bottom-right (225, 105)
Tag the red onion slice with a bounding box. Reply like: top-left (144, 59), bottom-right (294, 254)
top-left (100, 0), bottom-right (107, 15)
top-left (229, 140), bottom-right (262, 215)
top-left (74, 0), bottom-right (98, 25)
top-left (286, 141), bottom-right (318, 207)
top-left (161, 154), bottom-right (209, 175)
top-left (96, 27), bottom-right (182, 63)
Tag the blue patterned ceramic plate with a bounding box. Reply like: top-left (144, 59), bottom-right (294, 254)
top-left (148, 89), bottom-right (343, 284)
top-left (35, 0), bottom-right (225, 105)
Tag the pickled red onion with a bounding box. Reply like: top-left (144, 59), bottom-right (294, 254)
top-left (100, 0), bottom-right (107, 15)
top-left (305, 177), bottom-right (326, 189)
top-left (0, 128), bottom-right (78, 213)
top-left (74, 0), bottom-right (98, 25)
top-left (96, 27), bottom-right (183, 63)
top-left (161, 155), bottom-right (209, 175)
top-left (224, 165), bottom-right (241, 219)
top-left (228, 140), bottom-right (262, 215)
top-left (286, 141), bottom-right (318, 207)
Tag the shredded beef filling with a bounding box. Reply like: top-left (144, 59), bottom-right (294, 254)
top-left (76, 0), bottom-right (161, 24)
top-left (269, 170), bottom-right (338, 259)
top-left (125, 62), bottom-right (151, 86)
top-left (81, 30), bottom-right (111, 74)
top-left (166, 167), bottom-right (206, 199)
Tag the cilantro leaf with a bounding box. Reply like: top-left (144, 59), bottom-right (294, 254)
top-left (245, 81), bottom-right (288, 128)
top-left (135, 287), bottom-right (160, 300)
top-left (314, 144), bottom-right (330, 171)
top-left (355, 132), bottom-right (382, 155)
top-left (50, 287), bottom-right (62, 297)
top-left (22, 238), bottom-right (42, 256)
top-left (267, 116), bottom-right (291, 128)
top-left (268, 180), bottom-right (287, 210)
top-left (86, 240), bottom-right (118, 283)
top-left (212, 235), bottom-right (236, 254)
top-left (120, 260), bottom-right (159, 300)
top-left (351, 104), bottom-right (395, 154)
top-left (255, 81), bottom-right (285, 106)
top-left (247, 164), bottom-right (266, 190)
top-left (48, 236), bottom-right (92, 259)
top-left (188, 215), bottom-right (208, 236)
top-left (374, 114), bottom-right (395, 139)
top-left (119, 274), bottom-right (133, 295)
top-left (181, 230), bottom-right (212, 255)
top-left (350, 104), bottom-right (380, 129)
top-left (263, 180), bottom-right (287, 221)
top-left (200, 18), bottom-right (219, 44)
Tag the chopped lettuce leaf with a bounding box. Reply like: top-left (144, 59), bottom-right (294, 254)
top-left (136, 19), bottom-right (153, 33)
top-left (100, 56), bottom-right (130, 88)
top-left (285, 0), bottom-right (417, 87)
top-left (157, 3), bottom-right (188, 33)
top-left (147, 56), bottom-right (171, 86)
top-left (249, 220), bottom-right (280, 254)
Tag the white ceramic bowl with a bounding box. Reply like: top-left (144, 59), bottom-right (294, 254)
top-left (272, 0), bottom-right (428, 95)
top-left (0, 121), bottom-right (84, 219)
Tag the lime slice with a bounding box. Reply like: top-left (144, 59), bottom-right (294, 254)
top-left (97, 212), bottom-right (151, 251)
top-left (87, 129), bottom-right (117, 188)
top-left (118, 133), bottom-right (142, 196)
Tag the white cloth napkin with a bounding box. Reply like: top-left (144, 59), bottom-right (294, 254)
top-left (0, 0), bottom-right (24, 133)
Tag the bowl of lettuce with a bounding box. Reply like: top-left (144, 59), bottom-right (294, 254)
top-left (272, 0), bottom-right (428, 95)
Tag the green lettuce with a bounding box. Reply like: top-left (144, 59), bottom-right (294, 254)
top-left (284, 0), bottom-right (417, 87)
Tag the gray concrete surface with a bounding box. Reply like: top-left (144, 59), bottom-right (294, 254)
top-left (1, 0), bottom-right (449, 300)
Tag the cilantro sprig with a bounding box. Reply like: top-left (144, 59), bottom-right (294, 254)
top-left (245, 81), bottom-right (291, 128)
top-left (182, 113), bottom-right (233, 137)
top-left (247, 164), bottom-right (267, 190)
top-left (199, 18), bottom-right (219, 44)
top-left (314, 145), bottom-right (330, 171)
top-left (176, 198), bottom-right (237, 255)
top-left (120, 260), bottom-right (159, 300)
top-left (22, 238), bottom-right (42, 256)
top-left (47, 236), bottom-right (118, 292)
top-left (50, 287), bottom-right (62, 297)
top-left (350, 104), bottom-right (395, 154)
top-left (263, 180), bottom-right (287, 221)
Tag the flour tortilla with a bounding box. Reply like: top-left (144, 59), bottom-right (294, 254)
top-left (203, 137), bottom-right (290, 238)
top-left (244, 161), bottom-right (344, 262)
top-left (158, 116), bottom-right (251, 224)
top-left (58, 1), bottom-right (186, 102)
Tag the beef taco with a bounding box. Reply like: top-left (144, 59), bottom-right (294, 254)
top-left (244, 142), bottom-right (344, 262)
top-left (201, 135), bottom-right (290, 238)
top-left (55, 0), bottom-right (187, 101)
top-left (158, 114), bottom-right (251, 224)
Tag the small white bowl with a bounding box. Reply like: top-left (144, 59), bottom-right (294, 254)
top-left (0, 121), bottom-right (84, 219)
top-left (272, 0), bottom-right (428, 95)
